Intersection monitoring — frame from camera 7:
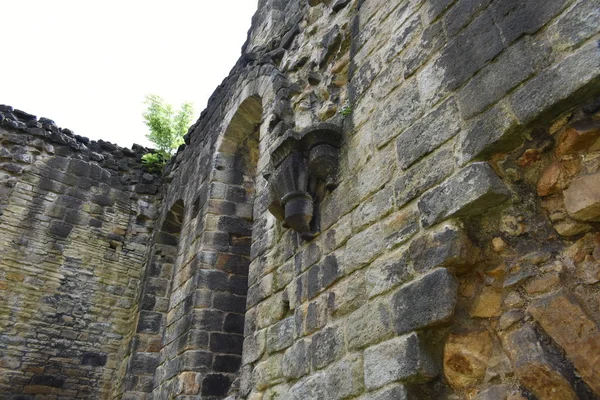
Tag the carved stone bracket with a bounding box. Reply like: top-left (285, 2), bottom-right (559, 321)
top-left (265, 123), bottom-right (343, 239)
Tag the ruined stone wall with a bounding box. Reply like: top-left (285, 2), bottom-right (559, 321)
top-left (0, 107), bottom-right (162, 399)
top-left (1, 0), bottom-right (599, 399)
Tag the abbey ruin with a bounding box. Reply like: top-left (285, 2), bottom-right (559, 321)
top-left (1, 0), bottom-right (599, 399)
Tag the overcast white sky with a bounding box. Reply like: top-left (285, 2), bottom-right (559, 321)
top-left (0, 0), bottom-right (259, 148)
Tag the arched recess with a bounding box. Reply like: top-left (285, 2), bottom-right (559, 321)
top-left (122, 200), bottom-right (185, 397)
top-left (150, 96), bottom-right (265, 400)
top-left (197, 95), bottom-right (263, 398)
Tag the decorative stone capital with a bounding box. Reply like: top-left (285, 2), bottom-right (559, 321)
top-left (265, 123), bottom-right (343, 239)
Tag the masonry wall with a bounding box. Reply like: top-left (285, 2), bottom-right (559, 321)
top-left (1, 0), bottom-right (599, 399)
top-left (0, 107), bottom-right (162, 398)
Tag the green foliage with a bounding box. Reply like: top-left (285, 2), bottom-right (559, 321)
top-left (339, 100), bottom-right (352, 116)
top-left (141, 152), bottom-right (167, 173)
top-left (143, 94), bottom-right (194, 156)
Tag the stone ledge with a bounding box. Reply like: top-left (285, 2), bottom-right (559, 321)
top-left (418, 162), bottom-right (510, 227)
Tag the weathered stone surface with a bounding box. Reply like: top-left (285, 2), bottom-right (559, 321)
top-left (509, 42), bottom-right (600, 125)
top-left (470, 286), bottom-right (503, 318)
top-left (408, 221), bottom-right (476, 274)
top-left (357, 384), bottom-right (408, 400)
top-left (345, 300), bottom-right (392, 350)
top-left (391, 268), bottom-right (459, 334)
top-left (555, 120), bottom-right (600, 157)
top-left (282, 339), bottom-right (311, 380)
top-left (528, 292), bottom-right (600, 395)
top-left (501, 323), bottom-right (578, 400)
top-left (2, 0), bottom-right (600, 398)
top-left (418, 162), bottom-right (510, 227)
top-left (492, 0), bottom-right (567, 45)
top-left (395, 144), bottom-right (455, 207)
top-left (364, 332), bottom-right (437, 390)
top-left (365, 249), bottom-right (411, 298)
top-left (437, 10), bottom-right (504, 90)
top-left (563, 172), bottom-right (600, 221)
top-left (458, 38), bottom-right (537, 120)
top-left (324, 354), bottom-right (364, 399)
top-left (444, 330), bottom-right (493, 389)
top-left (396, 98), bottom-right (461, 170)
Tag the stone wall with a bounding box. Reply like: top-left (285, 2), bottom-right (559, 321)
top-left (0, 107), bottom-right (162, 398)
top-left (1, 0), bottom-right (599, 399)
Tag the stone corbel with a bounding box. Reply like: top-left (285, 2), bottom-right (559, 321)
top-left (265, 123), bottom-right (343, 239)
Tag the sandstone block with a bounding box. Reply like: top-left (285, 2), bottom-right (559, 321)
top-left (364, 332), bottom-right (437, 390)
top-left (396, 98), bottom-right (461, 170)
top-left (501, 323), bottom-right (577, 400)
top-left (418, 162), bottom-right (510, 227)
top-left (282, 339), bottom-right (311, 380)
top-left (458, 38), bottom-right (537, 120)
top-left (509, 42), bottom-right (600, 125)
top-left (564, 172), bottom-right (600, 221)
top-left (408, 221), bottom-right (476, 274)
top-left (528, 292), bottom-right (600, 395)
top-left (357, 384), bottom-right (408, 400)
top-left (555, 120), bottom-right (600, 157)
top-left (391, 268), bottom-right (458, 334)
top-left (345, 300), bottom-right (392, 350)
top-left (444, 330), bottom-right (493, 389)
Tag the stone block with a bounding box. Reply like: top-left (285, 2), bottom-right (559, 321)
top-left (364, 332), bottom-right (437, 390)
top-left (242, 330), bottom-right (266, 365)
top-left (423, 0), bottom-right (454, 24)
top-left (555, 120), bottom-right (600, 157)
top-left (137, 311), bottom-right (164, 334)
top-left (396, 98), bottom-right (461, 170)
top-left (408, 221), bottom-right (476, 274)
top-left (418, 162), bottom-right (510, 227)
top-left (365, 249), bottom-right (411, 299)
top-left (254, 354), bottom-right (283, 390)
top-left (391, 268), bottom-right (458, 334)
top-left (210, 333), bottom-right (243, 354)
top-left (357, 384), bottom-right (408, 400)
top-left (352, 186), bottom-right (394, 233)
top-left (370, 74), bottom-right (424, 149)
top-left (345, 300), bottom-right (392, 350)
top-left (282, 339), bottom-right (311, 380)
top-left (456, 104), bottom-right (522, 166)
top-left (330, 271), bottom-right (367, 317)
top-left (544, 0), bottom-right (600, 51)
top-left (266, 317), bottom-right (296, 353)
top-left (201, 374), bottom-right (231, 397)
top-left (492, 0), bottom-right (567, 45)
top-left (509, 42), bottom-right (600, 125)
top-left (286, 372), bottom-right (328, 400)
top-left (458, 38), bottom-right (537, 120)
top-left (403, 21), bottom-right (445, 79)
top-left (501, 323), bottom-right (577, 400)
top-left (563, 172), bottom-right (600, 222)
top-left (444, 0), bottom-right (491, 37)
top-left (130, 352), bottom-right (160, 375)
top-left (443, 330), bottom-right (493, 389)
top-left (48, 221), bottom-right (74, 238)
top-left (528, 292), bottom-right (600, 395)
top-left (395, 144), bottom-right (455, 208)
top-left (437, 10), bottom-right (504, 90)
top-left (310, 325), bottom-right (344, 370)
top-left (324, 354), bottom-right (364, 400)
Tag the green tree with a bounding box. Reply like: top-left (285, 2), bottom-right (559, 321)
top-left (141, 94), bottom-right (194, 172)
top-left (143, 94), bottom-right (194, 156)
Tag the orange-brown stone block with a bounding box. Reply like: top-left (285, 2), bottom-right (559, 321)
top-left (528, 292), bottom-right (600, 395)
top-left (444, 330), bottom-right (493, 389)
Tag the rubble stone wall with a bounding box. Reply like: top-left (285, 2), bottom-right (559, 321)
top-left (0, 107), bottom-right (162, 398)
top-left (1, 0), bottom-right (600, 399)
